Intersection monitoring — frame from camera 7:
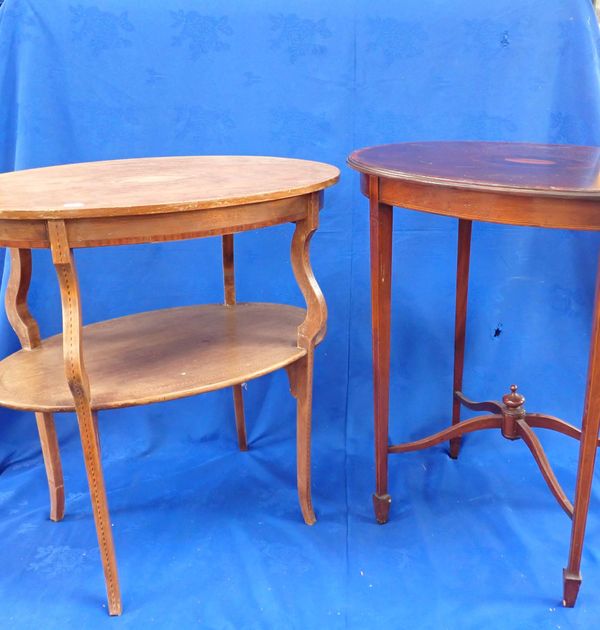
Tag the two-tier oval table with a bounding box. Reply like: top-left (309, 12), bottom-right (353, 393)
top-left (348, 141), bottom-right (600, 608)
top-left (0, 155), bottom-right (339, 615)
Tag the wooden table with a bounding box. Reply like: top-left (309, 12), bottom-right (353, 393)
top-left (348, 141), bottom-right (600, 607)
top-left (0, 155), bottom-right (339, 615)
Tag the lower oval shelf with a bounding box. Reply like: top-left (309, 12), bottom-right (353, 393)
top-left (0, 303), bottom-right (306, 412)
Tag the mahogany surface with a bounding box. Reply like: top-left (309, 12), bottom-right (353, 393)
top-left (0, 155), bottom-right (338, 615)
top-left (349, 142), bottom-right (600, 197)
top-left (349, 141), bottom-right (600, 608)
top-left (351, 142), bottom-right (600, 230)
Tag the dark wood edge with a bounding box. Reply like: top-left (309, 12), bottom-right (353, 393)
top-left (359, 174), bottom-right (600, 231)
top-left (348, 156), bottom-right (600, 200)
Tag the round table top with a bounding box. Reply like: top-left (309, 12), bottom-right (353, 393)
top-left (0, 156), bottom-right (340, 220)
top-left (348, 142), bottom-right (600, 199)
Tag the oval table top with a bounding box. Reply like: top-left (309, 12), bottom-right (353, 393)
top-left (348, 142), bottom-right (600, 199)
top-left (0, 155), bottom-right (340, 220)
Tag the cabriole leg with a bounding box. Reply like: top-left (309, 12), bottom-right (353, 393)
top-left (563, 253), bottom-right (600, 607)
top-left (5, 248), bottom-right (65, 521)
top-left (48, 221), bottom-right (122, 616)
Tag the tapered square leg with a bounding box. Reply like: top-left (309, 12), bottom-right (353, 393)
top-left (450, 219), bottom-right (472, 459)
top-left (369, 176), bottom-right (393, 523)
top-left (373, 493), bottom-right (392, 524)
top-left (563, 253), bottom-right (600, 608)
top-left (563, 569), bottom-right (582, 607)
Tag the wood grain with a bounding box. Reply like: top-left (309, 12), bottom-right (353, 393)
top-left (292, 352), bottom-right (315, 525)
top-left (377, 177), bottom-right (600, 231)
top-left (368, 176), bottom-right (393, 524)
top-left (64, 195), bottom-right (311, 248)
top-left (5, 248), bottom-right (65, 522)
top-left (288, 192), bottom-right (328, 525)
top-left (0, 219), bottom-right (48, 248)
top-left (5, 249), bottom-right (41, 349)
top-left (0, 156), bottom-right (339, 219)
top-left (0, 154), bottom-right (336, 614)
top-left (222, 233), bottom-right (248, 452)
top-left (48, 220), bottom-right (121, 615)
top-left (0, 303), bottom-right (307, 412)
top-left (449, 219), bottom-right (472, 458)
top-left (564, 252), bottom-right (600, 606)
top-left (388, 415), bottom-right (502, 453)
top-left (35, 412), bottom-right (65, 522)
top-left (349, 142), bottom-right (600, 197)
top-left (527, 413), bottom-right (600, 446)
top-left (516, 418), bottom-right (574, 518)
top-left (0, 196), bottom-right (312, 249)
top-left (353, 140), bottom-right (600, 607)
top-left (291, 193), bottom-right (327, 350)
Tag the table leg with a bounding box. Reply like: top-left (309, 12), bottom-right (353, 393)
top-left (48, 220), bottom-right (122, 616)
top-left (369, 176), bottom-right (393, 524)
top-left (231, 385), bottom-right (248, 451)
top-left (294, 353), bottom-right (316, 525)
top-left (222, 234), bottom-right (248, 451)
top-left (290, 193), bottom-right (327, 525)
top-left (450, 219), bottom-right (472, 459)
top-left (35, 412), bottom-right (65, 522)
top-left (563, 253), bottom-right (600, 607)
top-left (5, 248), bottom-right (65, 522)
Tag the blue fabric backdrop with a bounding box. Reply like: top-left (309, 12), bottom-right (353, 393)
top-left (1, 1), bottom-right (599, 628)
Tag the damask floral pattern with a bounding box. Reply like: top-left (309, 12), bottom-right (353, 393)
top-left (366, 17), bottom-right (426, 65)
top-left (270, 107), bottom-right (332, 152)
top-left (70, 5), bottom-right (134, 54)
top-left (270, 14), bottom-right (331, 63)
top-left (174, 105), bottom-right (235, 143)
top-left (171, 11), bottom-right (233, 58)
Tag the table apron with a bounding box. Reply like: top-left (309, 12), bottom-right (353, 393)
top-left (0, 219), bottom-right (49, 248)
top-left (361, 174), bottom-right (600, 230)
top-left (0, 194), bottom-right (319, 248)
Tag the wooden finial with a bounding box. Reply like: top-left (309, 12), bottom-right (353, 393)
top-left (503, 384), bottom-right (525, 409)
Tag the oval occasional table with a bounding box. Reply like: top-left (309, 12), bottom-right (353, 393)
top-left (348, 141), bottom-right (600, 607)
top-left (0, 155), bottom-right (339, 615)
